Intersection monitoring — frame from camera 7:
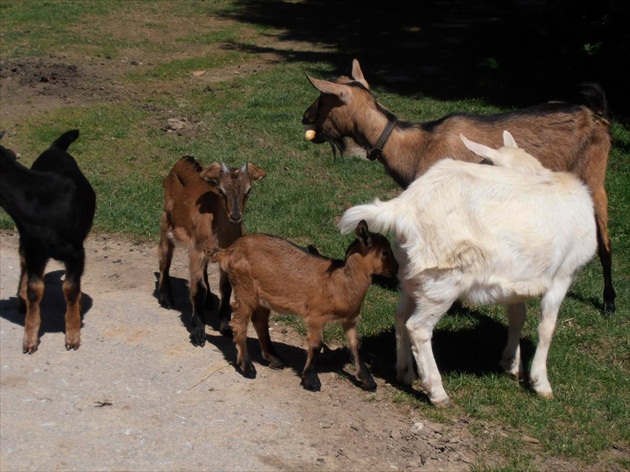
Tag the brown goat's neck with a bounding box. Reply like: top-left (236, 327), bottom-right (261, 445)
top-left (331, 252), bottom-right (373, 311)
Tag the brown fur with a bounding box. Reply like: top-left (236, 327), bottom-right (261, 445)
top-left (302, 59), bottom-right (615, 312)
top-left (211, 221), bottom-right (398, 391)
top-left (157, 156), bottom-right (266, 346)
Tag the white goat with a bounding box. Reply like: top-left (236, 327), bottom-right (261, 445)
top-left (338, 132), bottom-right (597, 407)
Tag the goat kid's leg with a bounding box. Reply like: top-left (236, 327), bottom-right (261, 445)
top-left (217, 268), bottom-right (233, 336)
top-left (157, 217), bottom-right (175, 309)
top-left (501, 303), bottom-right (526, 379)
top-left (406, 296), bottom-right (455, 407)
top-left (530, 280), bottom-right (570, 399)
top-left (301, 322), bottom-right (324, 391)
top-left (395, 287), bottom-right (417, 386)
top-left (230, 300), bottom-right (256, 378)
top-left (188, 247), bottom-right (208, 347)
top-left (62, 250), bottom-right (85, 351)
top-left (22, 258), bottom-right (48, 354)
top-left (342, 319), bottom-right (376, 391)
top-left (252, 308), bottom-right (284, 369)
top-left (17, 248), bottom-right (27, 313)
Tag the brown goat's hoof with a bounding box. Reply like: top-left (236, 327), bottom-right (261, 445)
top-left (268, 357), bottom-right (285, 370)
top-left (22, 342), bottom-right (39, 354)
top-left (219, 324), bottom-right (233, 337)
top-left (241, 362), bottom-right (257, 379)
top-left (301, 375), bottom-right (321, 392)
top-left (361, 379), bottom-right (377, 391)
top-left (159, 295), bottom-right (174, 310)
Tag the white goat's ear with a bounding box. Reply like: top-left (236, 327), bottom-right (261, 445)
top-left (355, 220), bottom-right (372, 247)
top-left (503, 130), bottom-right (519, 148)
top-left (200, 162), bottom-right (222, 184)
top-left (306, 76), bottom-right (351, 104)
top-left (460, 134), bottom-right (498, 160)
top-left (351, 59), bottom-right (369, 89)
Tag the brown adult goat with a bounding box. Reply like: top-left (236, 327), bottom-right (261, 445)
top-left (302, 59), bottom-right (615, 313)
top-left (157, 156), bottom-right (266, 346)
top-left (210, 220), bottom-right (398, 392)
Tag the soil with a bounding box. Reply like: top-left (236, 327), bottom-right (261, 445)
top-left (0, 230), bottom-right (478, 471)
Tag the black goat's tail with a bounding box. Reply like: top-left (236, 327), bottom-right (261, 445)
top-left (580, 83), bottom-right (609, 121)
top-left (52, 129), bottom-right (80, 151)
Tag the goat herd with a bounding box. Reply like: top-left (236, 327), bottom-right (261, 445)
top-left (0, 59), bottom-right (616, 407)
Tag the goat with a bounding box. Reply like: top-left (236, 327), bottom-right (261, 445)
top-left (302, 58), bottom-right (615, 313)
top-left (0, 130), bottom-right (96, 353)
top-left (210, 220), bottom-right (398, 392)
top-left (157, 156), bottom-right (265, 346)
top-left (338, 133), bottom-right (597, 407)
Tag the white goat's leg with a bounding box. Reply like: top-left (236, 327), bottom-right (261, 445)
top-left (530, 279), bottom-right (570, 399)
top-left (501, 302), bottom-right (526, 379)
top-left (395, 288), bottom-right (416, 385)
top-left (406, 298), bottom-right (454, 407)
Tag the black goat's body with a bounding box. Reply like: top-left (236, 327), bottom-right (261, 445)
top-left (0, 130), bottom-right (95, 353)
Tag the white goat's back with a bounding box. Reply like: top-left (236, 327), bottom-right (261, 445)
top-left (339, 159), bottom-right (596, 304)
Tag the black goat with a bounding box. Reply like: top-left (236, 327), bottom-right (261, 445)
top-left (0, 130), bottom-right (96, 353)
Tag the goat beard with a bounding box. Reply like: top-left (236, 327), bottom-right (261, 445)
top-left (325, 135), bottom-right (347, 158)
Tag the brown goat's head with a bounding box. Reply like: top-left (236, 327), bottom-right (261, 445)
top-left (302, 59), bottom-right (377, 155)
top-left (346, 220), bottom-right (398, 279)
top-left (200, 162), bottom-right (266, 224)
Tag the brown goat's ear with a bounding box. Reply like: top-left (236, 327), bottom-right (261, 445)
top-left (351, 59), bottom-right (369, 89)
top-left (355, 220), bottom-right (372, 247)
top-left (306, 76), bottom-right (351, 104)
top-left (200, 162), bottom-right (222, 185)
top-left (244, 163), bottom-right (266, 181)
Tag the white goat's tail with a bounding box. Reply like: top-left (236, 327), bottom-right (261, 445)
top-left (339, 199), bottom-right (399, 235)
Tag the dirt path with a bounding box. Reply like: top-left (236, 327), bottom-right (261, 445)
top-left (0, 230), bottom-right (476, 471)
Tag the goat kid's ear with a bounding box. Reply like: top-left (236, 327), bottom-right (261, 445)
top-left (460, 134), bottom-right (499, 161)
top-left (502, 130), bottom-right (519, 148)
top-left (244, 162), bottom-right (266, 181)
top-left (355, 220), bottom-right (372, 247)
top-left (351, 59), bottom-right (369, 89)
top-left (200, 162), bottom-right (223, 185)
top-left (306, 76), bottom-right (351, 104)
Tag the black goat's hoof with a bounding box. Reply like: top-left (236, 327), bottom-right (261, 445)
top-left (190, 331), bottom-right (206, 347)
top-left (159, 295), bottom-right (174, 310)
top-left (219, 323), bottom-right (233, 337)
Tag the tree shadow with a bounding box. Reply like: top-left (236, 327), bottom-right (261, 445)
top-left (215, 0), bottom-right (629, 122)
top-left (0, 269), bottom-right (93, 339)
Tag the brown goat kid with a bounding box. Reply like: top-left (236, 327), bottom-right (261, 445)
top-left (211, 220), bottom-right (398, 392)
top-left (157, 156), bottom-right (266, 346)
top-left (302, 59), bottom-right (615, 313)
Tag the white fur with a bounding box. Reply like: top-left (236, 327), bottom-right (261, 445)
top-left (339, 133), bottom-right (597, 406)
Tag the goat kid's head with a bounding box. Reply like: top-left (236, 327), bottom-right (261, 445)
top-left (346, 220), bottom-right (398, 279)
top-left (302, 59), bottom-right (375, 155)
top-left (200, 162), bottom-right (266, 224)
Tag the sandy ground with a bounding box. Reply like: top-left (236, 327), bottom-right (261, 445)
top-left (0, 230), bottom-right (476, 471)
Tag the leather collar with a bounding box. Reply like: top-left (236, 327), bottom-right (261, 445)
top-left (366, 116), bottom-right (397, 161)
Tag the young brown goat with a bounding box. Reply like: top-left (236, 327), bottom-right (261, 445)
top-left (302, 59), bottom-right (615, 313)
top-left (157, 156), bottom-right (265, 346)
top-left (210, 221), bottom-right (398, 392)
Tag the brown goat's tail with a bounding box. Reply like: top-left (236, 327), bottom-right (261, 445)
top-left (580, 83), bottom-right (609, 122)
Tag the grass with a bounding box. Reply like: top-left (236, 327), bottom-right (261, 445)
top-left (1, 1), bottom-right (629, 470)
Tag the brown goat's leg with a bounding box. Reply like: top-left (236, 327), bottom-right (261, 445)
top-left (591, 187), bottom-right (615, 313)
top-left (252, 308), bottom-right (284, 369)
top-left (63, 251), bottom-right (85, 351)
top-left (188, 248), bottom-right (207, 347)
top-left (342, 320), bottom-right (376, 391)
top-left (230, 301), bottom-right (256, 378)
top-left (157, 213), bottom-right (175, 309)
top-left (301, 322), bottom-right (324, 391)
top-left (22, 259), bottom-right (47, 354)
top-left (217, 268), bottom-right (233, 336)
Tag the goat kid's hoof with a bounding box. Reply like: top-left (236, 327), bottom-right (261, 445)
top-left (65, 335), bottom-right (81, 351)
top-left (240, 362), bottom-right (257, 379)
top-left (22, 340), bottom-right (39, 354)
top-left (301, 376), bottom-right (322, 392)
top-left (268, 358), bottom-right (285, 370)
top-left (190, 331), bottom-right (206, 347)
top-left (361, 378), bottom-right (377, 392)
top-left (219, 323), bottom-right (233, 337)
